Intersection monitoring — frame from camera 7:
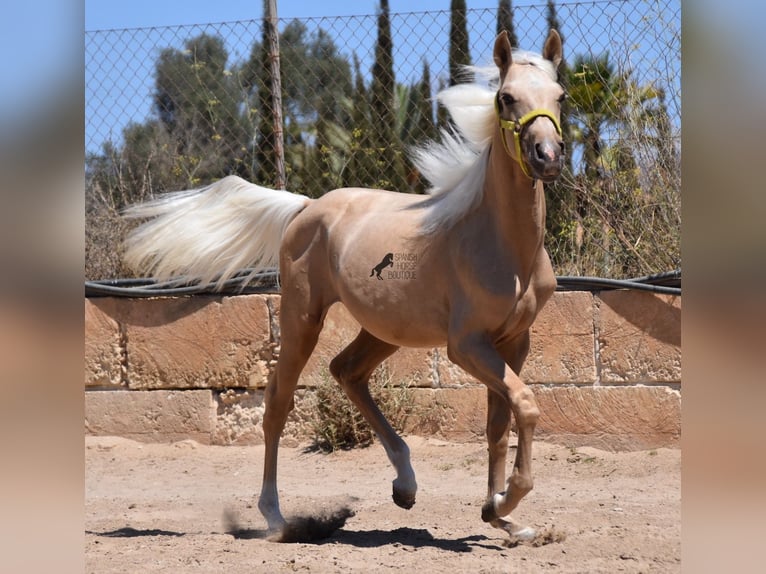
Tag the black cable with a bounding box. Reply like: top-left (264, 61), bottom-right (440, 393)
top-left (555, 276), bottom-right (681, 295)
top-left (85, 268), bottom-right (681, 297)
top-left (85, 269), bottom-right (280, 297)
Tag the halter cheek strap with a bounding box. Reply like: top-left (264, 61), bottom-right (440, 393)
top-left (494, 97), bottom-right (562, 179)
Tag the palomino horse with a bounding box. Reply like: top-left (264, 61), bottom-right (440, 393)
top-left (124, 29), bottom-right (565, 541)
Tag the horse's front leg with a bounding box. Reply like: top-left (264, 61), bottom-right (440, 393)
top-left (448, 331), bottom-right (539, 540)
top-left (485, 332), bottom-right (531, 495)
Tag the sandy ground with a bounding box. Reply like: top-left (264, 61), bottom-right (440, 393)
top-left (85, 435), bottom-right (680, 573)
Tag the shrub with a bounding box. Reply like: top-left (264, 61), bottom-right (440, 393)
top-left (306, 366), bottom-right (414, 452)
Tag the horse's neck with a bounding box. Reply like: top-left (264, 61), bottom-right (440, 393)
top-left (481, 132), bottom-right (548, 280)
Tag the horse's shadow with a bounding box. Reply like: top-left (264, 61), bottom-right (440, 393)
top-left (224, 507), bottom-right (501, 551)
top-left (322, 527), bottom-right (503, 553)
top-left (87, 524), bottom-right (503, 553)
top-left (86, 527), bottom-right (186, 538)
top-left (88, 506), bottom-right (505, 553)
top-left (225, 524), bottom-right (501, 552)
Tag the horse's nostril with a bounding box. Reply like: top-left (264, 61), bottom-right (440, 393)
top-left (535, 142), bottom-right (559, 162)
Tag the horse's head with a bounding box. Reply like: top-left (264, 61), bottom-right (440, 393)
top-left (493, 29), bottom-right (565, 183)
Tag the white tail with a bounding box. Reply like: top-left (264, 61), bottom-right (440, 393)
top-left (123, 175), bottom-right (310, 289)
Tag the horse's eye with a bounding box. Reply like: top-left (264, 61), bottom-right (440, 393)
top-left (500, 93), bottom-right (516, 107)
top-left (557, 92), bottom-right (568, 103)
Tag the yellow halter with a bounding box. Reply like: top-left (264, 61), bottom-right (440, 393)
top-left (494, 96), bottom-right (562, 179)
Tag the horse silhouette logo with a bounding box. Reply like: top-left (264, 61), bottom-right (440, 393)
top-left (370, 253), bottom-right (394, 280)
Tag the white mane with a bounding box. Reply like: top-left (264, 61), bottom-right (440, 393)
top-left (412, 53), bottom-right (557, 234)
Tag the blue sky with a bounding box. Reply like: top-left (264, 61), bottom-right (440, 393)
top-left (84, 0), bottom-right (565, 154)
top-left (84, 1), bottom-right (681, 157)
top-left (85, 1), bottom-right (507, 30)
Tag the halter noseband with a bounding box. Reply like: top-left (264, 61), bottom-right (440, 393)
top-left (494, 96), bottom-right (562, 179)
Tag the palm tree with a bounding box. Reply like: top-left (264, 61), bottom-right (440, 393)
top-left (565, 53), bottom-right (626, 179)
top-left (558, 52), bottom-right (668, 277)
top-left (565, 52), bottom-right (662, 177)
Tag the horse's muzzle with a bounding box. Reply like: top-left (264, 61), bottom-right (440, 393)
top-left (528, 139), bottom-right (564, 182)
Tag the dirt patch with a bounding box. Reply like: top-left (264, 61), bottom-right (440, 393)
top-left (85, 435), bottom-right (680, 573)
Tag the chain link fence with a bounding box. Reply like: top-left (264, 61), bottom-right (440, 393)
top-left (85, 1), bottom-right (680, 280)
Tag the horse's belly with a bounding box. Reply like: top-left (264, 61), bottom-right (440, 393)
top-left (342, 294), bottom-right (448, 348)
top-left (337, 283), bottom-right (449, 348)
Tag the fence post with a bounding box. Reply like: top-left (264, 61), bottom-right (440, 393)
top-left (266, 0), bottom-right (286, 189)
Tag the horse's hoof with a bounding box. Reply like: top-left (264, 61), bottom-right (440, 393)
top-left (509, 525), bottom-right (536, 541)
top-left (481, 499), bottom-right (499, 522)
top-left (392, 489), bottom-right (416, 509)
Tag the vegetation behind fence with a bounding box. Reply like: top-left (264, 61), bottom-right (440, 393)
top-left (85, 0), bottom-right (680, 281)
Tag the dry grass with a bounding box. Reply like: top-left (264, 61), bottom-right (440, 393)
top-left (305, 367), bottom-right (416, 452)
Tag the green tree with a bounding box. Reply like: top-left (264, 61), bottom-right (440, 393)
top-left (566, 52), bottom-right (629, 179)
top-left (435, 75), bottom-right (450, 132)
top-left (87, 32), bottom-right (253, 279)
top-left (88, 32), bottom-right (252, 203)
top-left (416, 60), bottom-right (437, 145)
top-left (153, 33), bottom-right (250, 186)
top-left (344, 53), bottom-right (377, 188)
top-left (496, 0), bottom-right (518, 48)
top-left (398, 60), bottom-right (437, 193)
top-left (547, 50), bottom-right (673, 278)
top-left (241, 20), bottom-right (353, 193)
top-left (449, 0), bottom-right (472, 86)
top-left (546, 1), bottom-right (564, 45)
top-left (369, 0), bottom-right (408, 190)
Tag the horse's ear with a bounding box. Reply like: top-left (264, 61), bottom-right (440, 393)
top-left (493, 30), bottom-right (513, 78)
top-left (542, 29), bottom-right (563, 69)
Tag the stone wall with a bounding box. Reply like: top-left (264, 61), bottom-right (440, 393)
top-left (85, 291), bottom-right (681, 451)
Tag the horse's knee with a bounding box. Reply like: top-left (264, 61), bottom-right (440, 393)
top-left (512, 387), bottom-right (539, 427)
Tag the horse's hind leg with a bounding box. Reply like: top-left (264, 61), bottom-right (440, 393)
top-left (258, 298), bottom-right (325, 533)
top-left (329, 329), bottom-right (417, 509)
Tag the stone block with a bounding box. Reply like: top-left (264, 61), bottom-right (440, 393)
top-left (119, 295), bottom-right (272, 389)
top-left (213, 388), bottom-right (266, 445)
top-left (433, 347), bottom-right (476, 388)
top-left (524, 291), bottom-right (597, 383)
top-left (213, 388), bottom-right (321, 447)
top-left (597, 292), bottom-right (681, 383)
top-left (85, 389), bottom-right (215, 444)
top-left (532, 384), bottom-right (681, 450)
top-left (85, 299), bottom-right (126, 388)
top-left (403, 387), bottom-right (488, 441)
